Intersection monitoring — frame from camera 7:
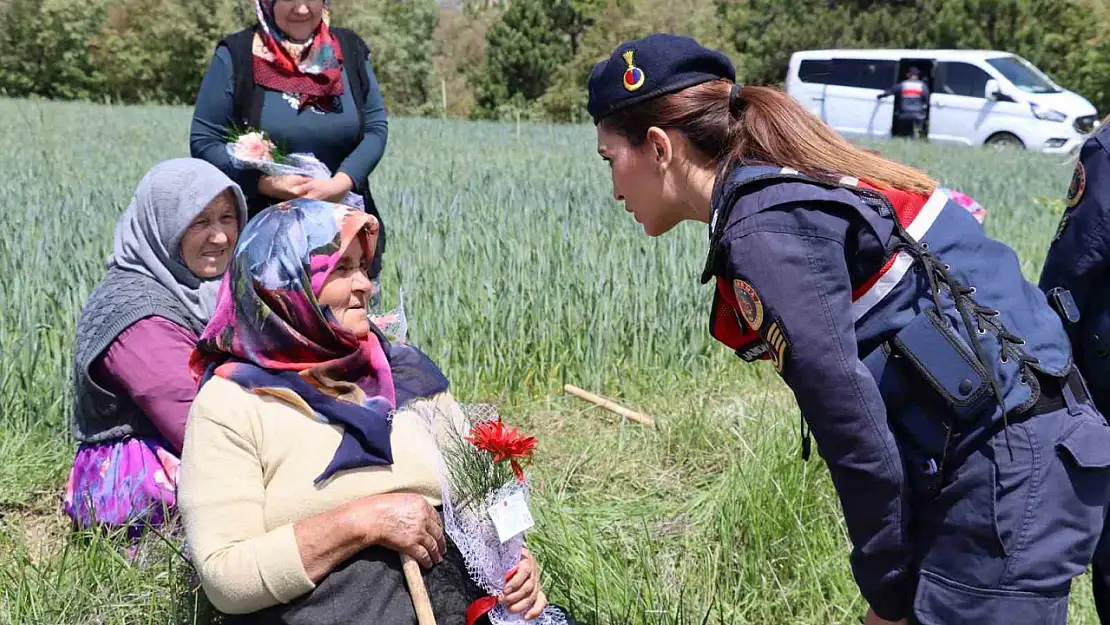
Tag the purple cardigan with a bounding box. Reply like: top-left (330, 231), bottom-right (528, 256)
top-left (93, 316), bottom-right (198, 453)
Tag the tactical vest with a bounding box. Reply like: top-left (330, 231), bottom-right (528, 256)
top-left (704, 165), bottom-right (1073, 459)
top-left (900, 80), bottom-right (926, 100)
top-left (899, 79), bottom-right (927, 115)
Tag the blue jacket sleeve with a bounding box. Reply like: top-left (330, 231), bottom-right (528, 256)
top-left (189, 46), bottom-right (262, 197)
top-left (1039, 133), bottom-right (1110, 321)
top-left (722, 207), bottom-right (912, 620)
top-left (337, 56), bottom-right (389, 196)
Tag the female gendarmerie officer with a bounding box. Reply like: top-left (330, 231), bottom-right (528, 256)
top-left (587, 34), bottom-right (1110, 625)
top-left (1039, 121), bottom-right (1110, 623)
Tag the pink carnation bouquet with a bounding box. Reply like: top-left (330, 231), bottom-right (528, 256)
top-left (224, 127), bottom-right (365, 210)
top-left (230, 131), bottom-right (282, 163)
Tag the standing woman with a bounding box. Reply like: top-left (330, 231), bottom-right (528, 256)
top-left (587, 35), bottom-right (1110, 624)
top-left (190, 0), bottom-right (390, 281)
top-left (1038, 121), bottom-right (1110, 623)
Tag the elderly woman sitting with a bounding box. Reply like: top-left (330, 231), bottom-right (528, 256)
top-left (179, 199), bottom-right (553, 624)
top-left (66, 158), bottom-right (246, 536)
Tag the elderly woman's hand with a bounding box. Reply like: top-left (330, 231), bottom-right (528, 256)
top-left (361, 493), bottom-right (446, 569)
top-left (500, 547), bottom-right (548, 619)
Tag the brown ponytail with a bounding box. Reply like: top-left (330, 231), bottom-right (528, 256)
top-left (599, 79), bottom-right (937, 195)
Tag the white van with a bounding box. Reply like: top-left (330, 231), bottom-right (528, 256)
top-left (785, 49), bottom-right (1099, 153)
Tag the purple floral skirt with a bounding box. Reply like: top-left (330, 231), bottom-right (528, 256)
top-left (63, 436), bottom-right (180, 538)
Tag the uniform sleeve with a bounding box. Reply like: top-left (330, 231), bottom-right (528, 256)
top-left (1039, 135), bottom-right (1110, 322)
top-left (722, 208), bottom-right (912, 620)
top-left (95, 317), bottom-right (198, 453)
top-left (189, 46), bottom-right (263, 197)
top-left (337, 55), bottom-right (389, 196)
top-left (178, 380), bottom-right (315, 614)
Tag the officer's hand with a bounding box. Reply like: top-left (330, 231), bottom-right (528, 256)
top-left (863, 608), bottom-right (908, 625)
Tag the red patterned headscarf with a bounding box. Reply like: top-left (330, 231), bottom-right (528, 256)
top-left (253, 0), bottom-right (345, 112)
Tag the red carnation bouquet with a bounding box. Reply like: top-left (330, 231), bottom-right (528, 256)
top-left (429, 404), bottom-right (563, 625)
top-left (465, 420), bottom-right (536, 485)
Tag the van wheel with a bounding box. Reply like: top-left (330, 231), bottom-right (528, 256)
top-left (986, 132), bottom-right (1025, 151)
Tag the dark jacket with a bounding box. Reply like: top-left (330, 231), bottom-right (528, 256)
top-left (1040, 125), bottom-right (1110, 413)
top-left (704, 165), bottom-right (1102, 622)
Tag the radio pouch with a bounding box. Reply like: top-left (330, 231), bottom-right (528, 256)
top-left (890, 308), bottom-right (994, 422)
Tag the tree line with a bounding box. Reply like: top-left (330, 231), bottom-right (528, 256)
top-left (2, 0), bottom-right (1108, 122)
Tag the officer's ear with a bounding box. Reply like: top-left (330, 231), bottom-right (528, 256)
top-left (645, 126), bottom-right (673, 170)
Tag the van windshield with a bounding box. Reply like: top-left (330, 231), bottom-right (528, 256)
top-left (986, 56), bottom-right (1061, 93)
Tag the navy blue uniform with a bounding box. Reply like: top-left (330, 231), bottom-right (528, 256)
top-left (705, 165), bottom-right (1110, 623)
top-left (1039, 125), bottom-right (1110, 623)
top-left (1040, 126), bottom-right (1110, 414)
top-left (584, 30), bottom-right (1110, 624)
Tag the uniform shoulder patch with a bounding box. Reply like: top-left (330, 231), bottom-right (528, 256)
top-left (763, 318), bottom-right (790, 374)
top-left (1067, 161), bottom-right (1086, 208)
top-left (732, 279), bottom-right (764, 331)
top-left (1055, 161), bottom-right (1087, 241)
top-left (736, 341), bottom-right (768, 362)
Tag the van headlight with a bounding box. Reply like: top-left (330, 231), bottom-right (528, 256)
top-left (1030, 103), bottom-right (1067, 122)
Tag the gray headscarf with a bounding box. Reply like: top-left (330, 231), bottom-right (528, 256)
top-left (107, 158), bottom-right (248, 323)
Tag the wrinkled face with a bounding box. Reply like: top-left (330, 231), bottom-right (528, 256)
top-left (317, 235), bottom-right (373, 337)
top-left (272, 0), bottom-right (325, 42)
top-left (180, 189), bottom-right (240, 279)
top-left (596, 125), bottom-right (680, 237)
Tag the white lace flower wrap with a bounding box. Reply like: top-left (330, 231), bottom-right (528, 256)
top-left (225, 144), bottom-right (365, 210)
top-left (370, 288), bottom-right (407, 342)
top-left (423, 403), bottom-right (567, 625)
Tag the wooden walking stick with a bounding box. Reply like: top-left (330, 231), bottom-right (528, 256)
top-left (402, 553), bottom-right (438, 625)
top-left (563, 384), bottom-right (656, 426)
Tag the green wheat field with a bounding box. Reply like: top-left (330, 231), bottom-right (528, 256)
top-left (0, 97), bottom-right (1098, 624)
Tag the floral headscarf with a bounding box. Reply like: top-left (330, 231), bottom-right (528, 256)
top-left (252, 0), bottom-right (344, 111)
top-left (192, 199), bottom-right (447, 483)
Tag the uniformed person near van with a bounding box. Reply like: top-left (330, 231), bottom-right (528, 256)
top-left (878, 66), bottom-right (930, 139)
top-left (588, 33), bottom-right (1110, 625)
top-left (1039, 120), bottom-right (1110, 623)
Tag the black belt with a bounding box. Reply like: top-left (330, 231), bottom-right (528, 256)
top-left (1024, 367), bottom-right (1090, 415)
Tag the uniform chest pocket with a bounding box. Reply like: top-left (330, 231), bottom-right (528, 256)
top-left (890, 309), bottom-right (995, 422)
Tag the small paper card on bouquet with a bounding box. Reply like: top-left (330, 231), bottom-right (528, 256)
top-left (487, 491), bottom-right (535, 543)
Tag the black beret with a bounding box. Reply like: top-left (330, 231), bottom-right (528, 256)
top-left (587, 33), bottom-right (736, 124)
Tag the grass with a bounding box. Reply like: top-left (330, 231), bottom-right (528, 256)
top-left (0, 96), bottom-right (1097, 623)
